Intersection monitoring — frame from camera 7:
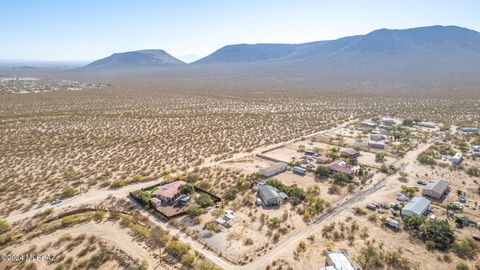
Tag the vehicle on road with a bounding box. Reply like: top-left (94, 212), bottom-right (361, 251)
top-left (51, 199), bottom-right (62, 205)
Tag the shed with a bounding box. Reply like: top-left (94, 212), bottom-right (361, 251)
top-left (422, 179), bottom-right (449, 199)
top-left (215, 218), bottom-right (226, 225)
top-left (340, 148), bottom-right (360, 158)
top-left (401, 196), bottom-right (431, 217)
top-left (368, 140), bottom-right (386, 149)
top-left (259, 162), bottom-right (288, 177)
top-left (452, 153), bottom-right (463, 164)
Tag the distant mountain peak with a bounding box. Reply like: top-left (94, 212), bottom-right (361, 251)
top-left (83, 49), bottom-right (185, 71)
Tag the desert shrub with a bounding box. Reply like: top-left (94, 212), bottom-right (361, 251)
top-left (166, 240), bottom-right (189, 258)
top-left (60, 187), bottom-right (76, 198)
top-left (111, 179), bottom-right (128, 188)
top-left (0, 220), bottom-right (10, 233)
top-left (187, 205), bottom-right (206, 218)
top-left (181, 252), bottom-right (195, 267)
top-left (452, 238), bottom-right (480, 259)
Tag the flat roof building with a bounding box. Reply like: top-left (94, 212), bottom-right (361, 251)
top-left (422, 179), bottom-right (449, 199)
top-left (340, 148), bottom-right (360, 158)
top-left (401, 196), bottom-right (431, 217)
top-left (368, 140), bottom-right (386, 149)
top-left (417, 121), bottom-right (436, 128)
top-left (259, 162), bottom-right (287, 177)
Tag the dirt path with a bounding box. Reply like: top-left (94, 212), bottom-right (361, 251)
top-left (4, 222), bottom-right (157, 269)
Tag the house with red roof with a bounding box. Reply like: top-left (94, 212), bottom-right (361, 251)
top-left (153, 180), bottom-right (186, 205)
top-left (328, 161), bottom-right (354, 177)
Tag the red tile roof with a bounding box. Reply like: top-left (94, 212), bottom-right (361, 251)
top-left (328, 161), bottom-right (354, 176)
top-left (153, 181), bottom-right (185, 199)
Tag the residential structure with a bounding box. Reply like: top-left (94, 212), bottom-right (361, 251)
top-left (368, 140), bottom-right (386, 149)
top-left (401, 196), bottom-right (431, 217)
top-left (382, 117), bottom-right (396, 126)
top-left (361, 121), bottom-right (377, 128)
top-left (319, 251), bottom-right (361, 270)
top-left (340, 148), bottom-right (360, 158)
top-left (417, 121), bottom-right (436, 128)
top-left (422, 179), bottom-right (449, 199)
top-left (259, 162), bottom-right (288, 177)
top-left (460, 127), bottom-right (479, 133)
top-left (258, 184), bottom-right (283, 206)
top-left (149, 197), bottom-right (162, 208)
top-left (328, 160), bottom-right (354, 177)
top-left (370, 134), bottom-right (386, 141)
top-left (153, 180), bottom-right (186, 204)
top-left (452, 152), bottom-right (463, 164)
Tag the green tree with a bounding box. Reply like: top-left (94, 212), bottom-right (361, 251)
top-left (315, 165), bottom-right (331, 178)
top-left (401, 185), bottom-right (416, 197)
top-left (180, 184), bottom-right (195, 195)
top-left (375, 152), bottom-right (385, 162)
top-left (333, 172), bottom-right (349, 186)
top-left (196, 193), bottom-right (214, 208)
top-left (402, 119), bottom-right (414, 126)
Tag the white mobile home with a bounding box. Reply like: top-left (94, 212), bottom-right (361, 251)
top-left (417, 121), bottom-right (436, 128)
top-left (259, 162), bottom-right (287, 177)
top-left (293, 166), bottom-right (307, 175)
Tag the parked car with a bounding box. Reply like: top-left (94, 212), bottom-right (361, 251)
top-left (366, 203), bottom-right (378, 211)
top-left (51, 199), bottom-right (62, 205)
top-left (417, 180), bottom-right (428, 185)
top-left (449, 202), bottom-right (464, 211)
top-left (396, 193), bottom-right (407, 202)
top-left (385, 218), bottom-right (400, 230)
top-left (458, 195), bottom-right (467, 203)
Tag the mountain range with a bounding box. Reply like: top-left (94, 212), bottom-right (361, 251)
top-left (25, 25), bottom-right (480, 94)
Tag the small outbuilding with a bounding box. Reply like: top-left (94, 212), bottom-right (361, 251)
top-left (401, 196), bottom-right (431, 217)
top-left (320, 251), bottom-right (360, 270)
top-left (368, 140), bottom-right (386, 149)
top-left (452, 153), bottom-right (463, 165)
top-left (340, 148), bottom-right (360, 158)
top-left (422, 179), bottom-right (449, 199)
top-left (259, 162), bottom-right (288, 177)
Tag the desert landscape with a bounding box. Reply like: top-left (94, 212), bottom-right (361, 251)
top-left (1, 1), bottom-right (480, 270)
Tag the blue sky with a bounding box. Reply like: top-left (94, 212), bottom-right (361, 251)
top-left (0, 0), bottom-right (479, 61)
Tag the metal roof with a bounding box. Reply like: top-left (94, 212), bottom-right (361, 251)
top-left (423, 179), bottom-right (448, 195)
top-left (324, 251), bottom-right (357, 270)
top-left (258, 184), bottom-right (282, 204)
top-left (402, 196), bottom-right (430, 216)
